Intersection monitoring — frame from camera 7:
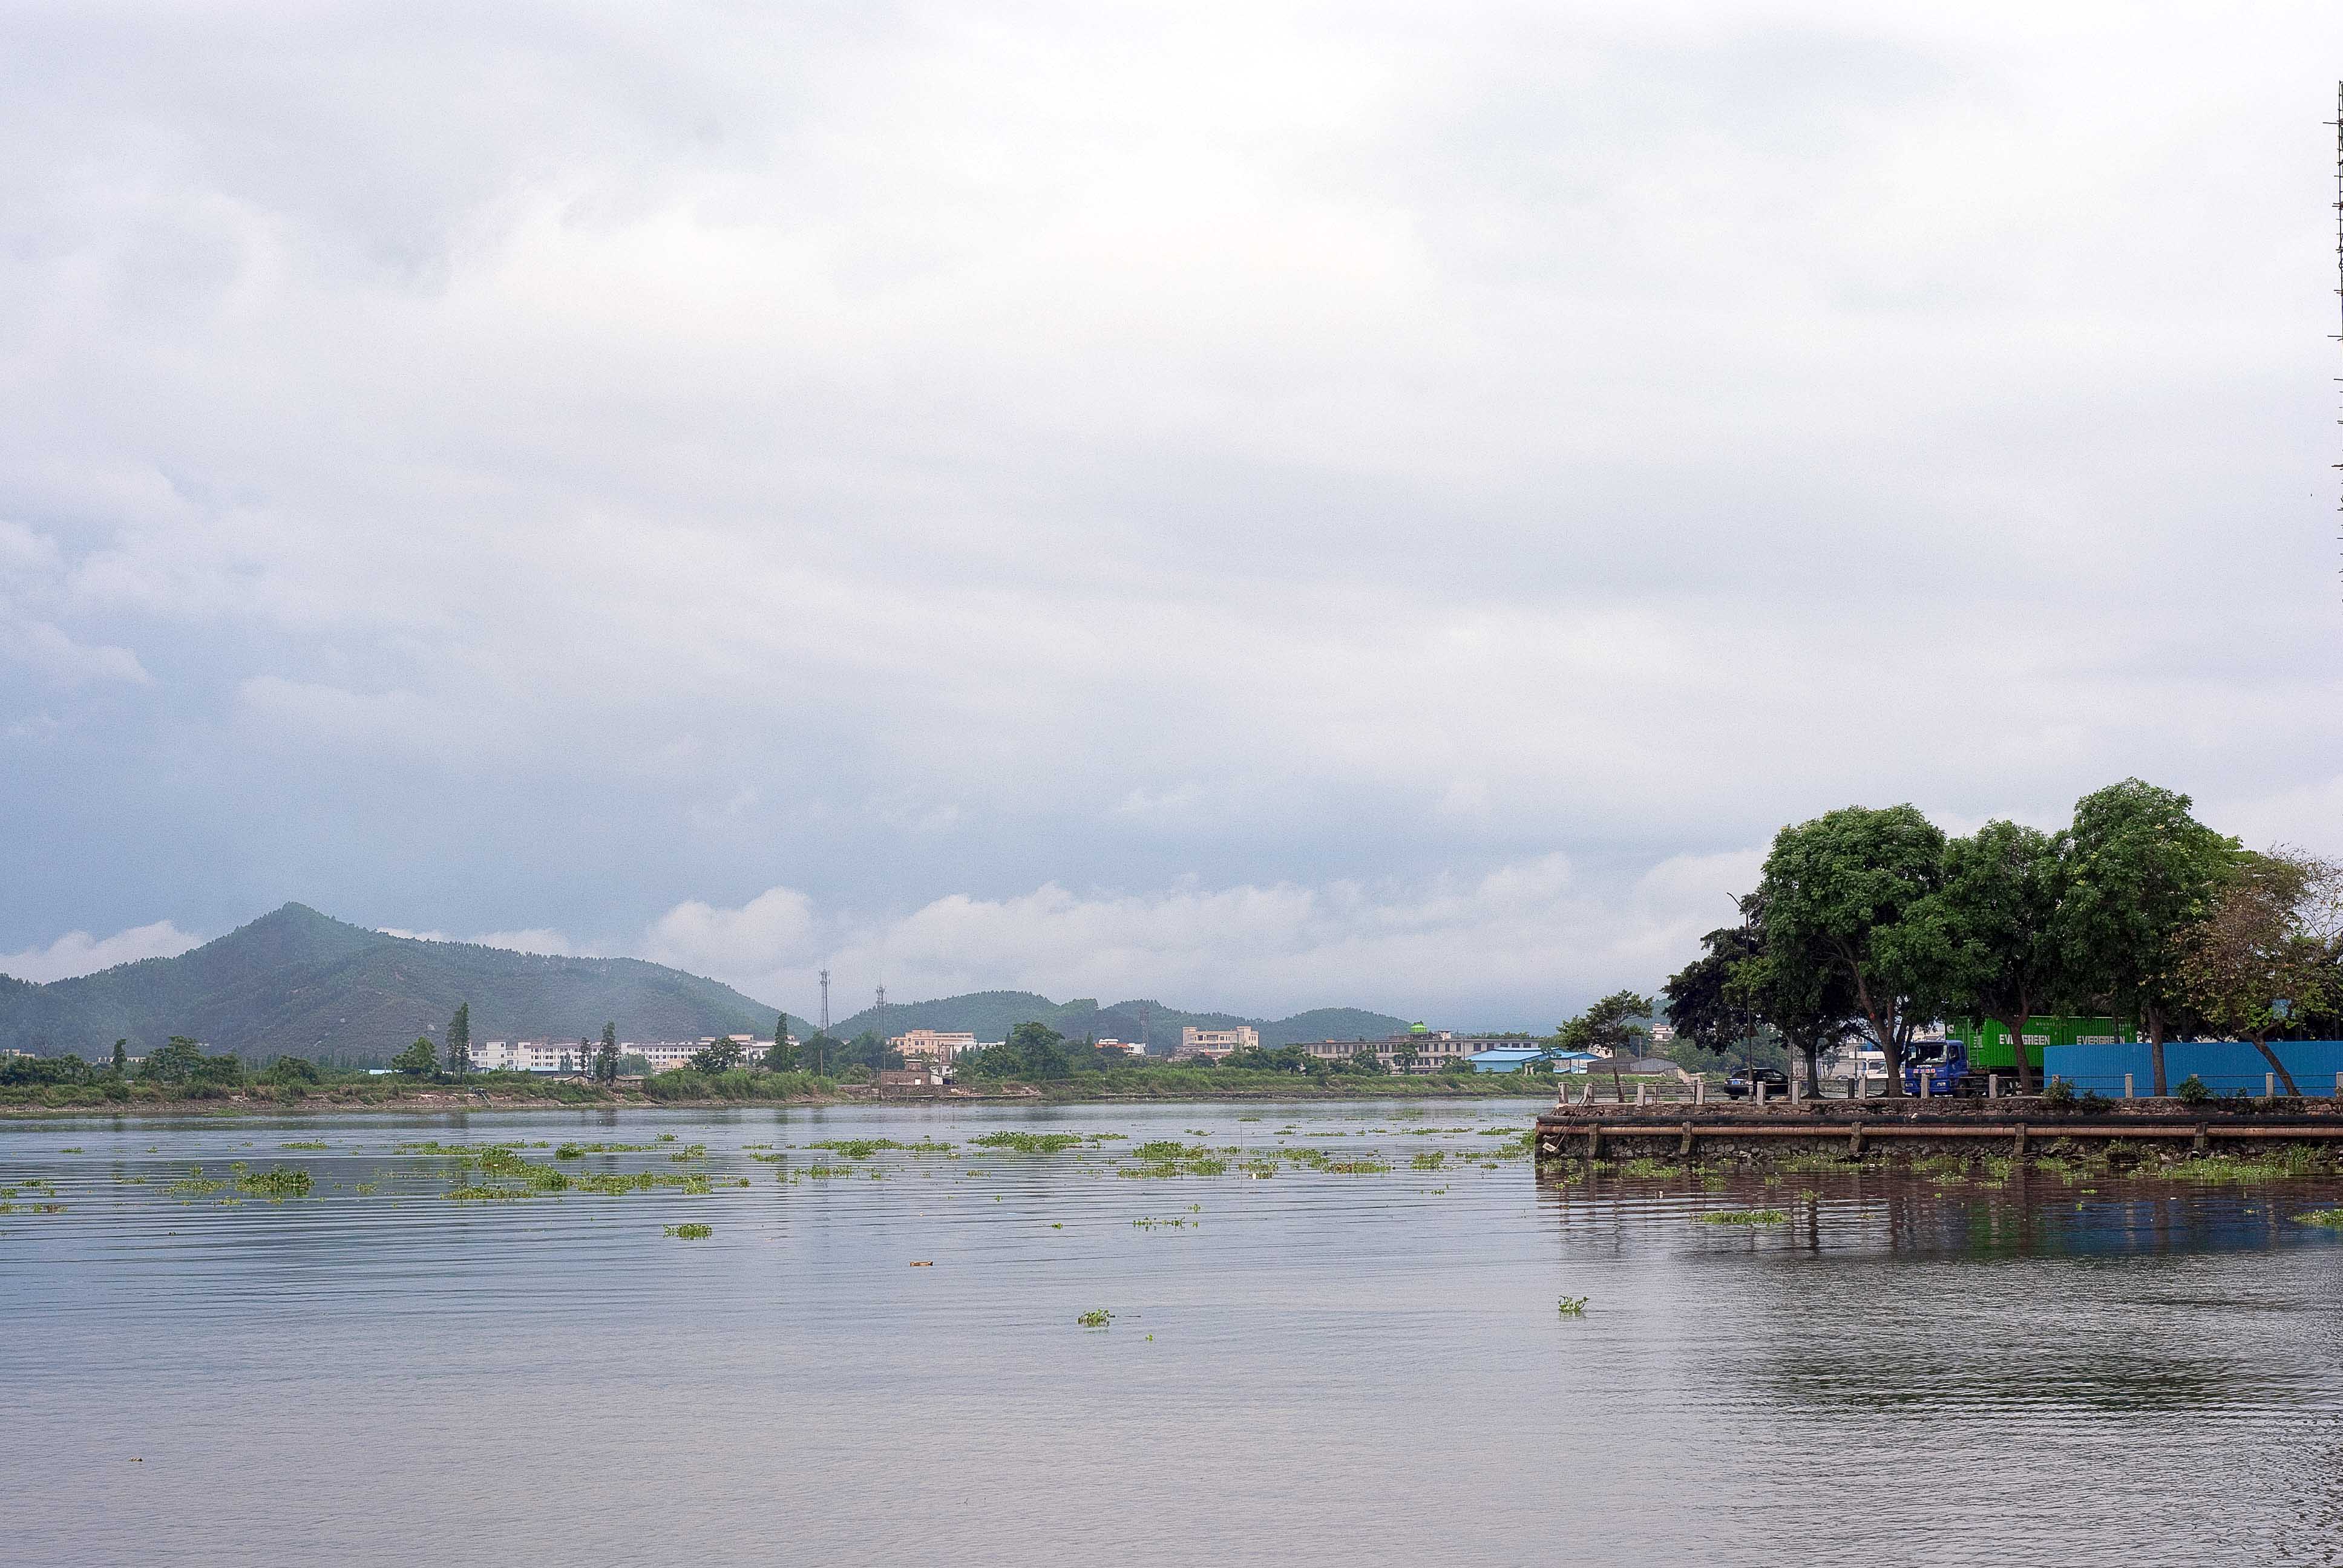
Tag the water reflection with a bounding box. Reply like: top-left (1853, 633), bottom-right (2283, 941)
top-left (3, 1102), bottom-right (2339, 1568)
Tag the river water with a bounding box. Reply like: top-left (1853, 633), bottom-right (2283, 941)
top-left (4, 1098), bottom-right (2339, 1567)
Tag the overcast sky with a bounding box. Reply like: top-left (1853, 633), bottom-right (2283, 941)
top-left (5, 2), bottom-right (2342, 1027)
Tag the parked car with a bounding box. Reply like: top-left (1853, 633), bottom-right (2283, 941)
top-left (1723, 1067), bottom-right (1791, 1100)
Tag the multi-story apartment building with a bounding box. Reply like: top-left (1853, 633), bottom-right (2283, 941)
top-left (1175, 1025), bottom-right (1258, 1060)
top-left (890, 1030), bottom-right (980, 1060)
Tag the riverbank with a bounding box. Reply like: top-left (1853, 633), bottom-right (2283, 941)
top-left (0, 1068), bottom-right (1565, 1119)
top-left (1535, 1097), bottom-right (2343, 1173)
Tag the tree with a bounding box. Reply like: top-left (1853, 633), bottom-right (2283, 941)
top-left (2057, 780), bottom-right (2238, 1095)
top-left (689, 1037), bottom-right (747, 1074)
top-left (1008, 1021), bottom-right (1070, 1080)
top-left (764, 1014), bottom-right (798, 1073)
top-left (1558, 989), bottom-right (1656, 1100)
top-left (594, 1022), bottom-right (620, 1085)
top-left (801, 1031), bottom-right (840, 1076)
top-left (110, 1039), bottom-right (128, 1076)
top-left (1663, 925), bottom-right (1763, 1064)
top-left (1754, 805), bottom-right (1947, 1096)
top-left (392, 1037), bottom-right (439, 1077)
top-left (444, 1003), bottom-right (471, 1080)
top-left (1916, 820), bottom-right (2066, 1091)
top-left (263, 1054), bottom-right (321, 1085)
top-left (137, 1036), bottom-right (242, 1086)
top-left (2175, 849), bottom-right (2341, 1095)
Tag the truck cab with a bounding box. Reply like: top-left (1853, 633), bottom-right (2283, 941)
top-left (1901, 1038), bottom-right (1970, 1097)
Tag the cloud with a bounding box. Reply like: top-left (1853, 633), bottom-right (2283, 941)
top-left (3, 4), bottom-right (2341, 1003)
top-left (629, 852), bottom-right (1763, 1027)
top-left (0, 920), bottom-right (201, 982)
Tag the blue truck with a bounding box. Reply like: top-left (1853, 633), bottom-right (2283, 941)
top-left (1901, 1038), bottom-right (1987, 1097)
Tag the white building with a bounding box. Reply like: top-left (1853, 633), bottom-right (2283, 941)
top-left (474, 1040), bottom-right (591, 1073)
top-left (1095, 1038), bottom-right (1148, 1057)
top-left (1176, 1026), bottom-right (1259, 1060)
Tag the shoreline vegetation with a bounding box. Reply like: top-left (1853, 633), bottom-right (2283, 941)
top-left (0, 1063), bottom-right (1575, 1119)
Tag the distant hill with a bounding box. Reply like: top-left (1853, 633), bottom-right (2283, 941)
top-left (825, 991), bottom-right (1409, 1052)
top-left (0, 903), bottom-right (779, 1062)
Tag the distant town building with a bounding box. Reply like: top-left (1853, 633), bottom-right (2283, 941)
top-left (1649, 1024), bottom-right (1677, 1045)
top-left (471, 1035), bottom-right (770, 1074)
top-left (890, 1030), bottom-right (979, 1060)
top-left (1295, 1027), bottom-right (1549, 1075)
top-left (1095, 1038), bottom-right (1148, 1057)
top-left (1176, 1026), bottom-right (1258, 1061)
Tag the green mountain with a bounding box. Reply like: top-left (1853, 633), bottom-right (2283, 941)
top-left (825, 991), bottom-right (1408, 1052)
top-left (0, 903), bottom-right (779, 1062)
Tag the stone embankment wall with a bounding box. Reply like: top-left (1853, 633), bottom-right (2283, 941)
top-left (1532, 1097), bottom-right (2343, 1169)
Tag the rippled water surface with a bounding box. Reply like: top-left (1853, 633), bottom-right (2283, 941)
top-left (7, 1099), bottom-right (2341, 1567)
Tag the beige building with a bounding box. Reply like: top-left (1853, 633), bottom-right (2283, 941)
top-left (890, 1029), bottom-right (979, 1061)
top-left (1175, 1025), bottom-right (1259, 1061)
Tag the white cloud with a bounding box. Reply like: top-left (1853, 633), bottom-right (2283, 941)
top-left (0, 618), bottom-right (149, 686)
top-left (644, 887), bottom-right (819, 982)
top-left (628, 851), bottom-right (1763, 1027)
top-left (4, 3), bottom-right (2342, 990)
top-left (0, 920), bottom-right (201, 982)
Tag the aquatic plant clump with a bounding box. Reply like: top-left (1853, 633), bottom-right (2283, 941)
top-left (1076, 1308), bottom-right (1113, 1328)
top-left (968, 1132), bottom-right (1085, 1155)
top-left (1556, 1296), bottom-right (1588, 1316)
top-left (664, 1223), bottom-right (713, 1239)
top-left (808, 1138), bottom-right (955, 1159)
top-left (234, 1166), bottom-right (313, 1200)
top-left (2298, 1209), bottom-right (2343, 1227)
top-left (1698, 1209), bottom-right (1790, 1226)
top-left (572, 1171), bottom-right (711, 1195)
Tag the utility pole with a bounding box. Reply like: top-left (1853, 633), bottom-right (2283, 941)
top-left (819, 968), bottom-right (831, 1031)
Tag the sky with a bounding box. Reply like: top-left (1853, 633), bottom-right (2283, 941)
top-left (5, 1), bottom-right (2343, 1028)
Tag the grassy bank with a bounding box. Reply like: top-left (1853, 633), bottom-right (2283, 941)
top-left (0, 1064), bottom-right (1563, 1118)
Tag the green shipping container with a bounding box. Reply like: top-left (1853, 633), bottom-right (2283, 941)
top-left (1946, 1016), bottom-right (2134, 1073)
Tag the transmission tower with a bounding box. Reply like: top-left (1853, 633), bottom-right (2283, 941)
top-left (819, 968), bottom-right (830, 1031)
top-left (876, 982), bottom-right (886, 1011)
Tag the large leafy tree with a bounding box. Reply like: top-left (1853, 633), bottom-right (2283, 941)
top-left (2057, 779), bottom-right (2237, 1095)
top-left (2176, 849), bottom-right (2341, 1095)
top-left (1915, 820), bottom-right (2066, 1091)
top-left (689, 1036), bottom-right (747, 1074)
top-left (392, 1037), bottom-right (439, 1077)
top-left (1729, 897), bottom-right (1863, 1098)
top-left (1663, 922), bottom-right (1763, 1063)
top-left (1754, 805), bottom-right (1946, 1096)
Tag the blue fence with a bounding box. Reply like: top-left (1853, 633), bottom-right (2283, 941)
top-left (2042, 1040), bottom-right (2343, 1097)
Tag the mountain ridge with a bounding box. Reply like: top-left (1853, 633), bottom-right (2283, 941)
top-left (0, 904), bottom-right (780, 1060)
top-left (0, 904), bottom-right (1414, 1061)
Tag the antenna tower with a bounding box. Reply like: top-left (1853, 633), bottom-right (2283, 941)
top-left (876, 982), bottom-right (886, 1011)
top-left (819, 968), bottom-right (831, 1031)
